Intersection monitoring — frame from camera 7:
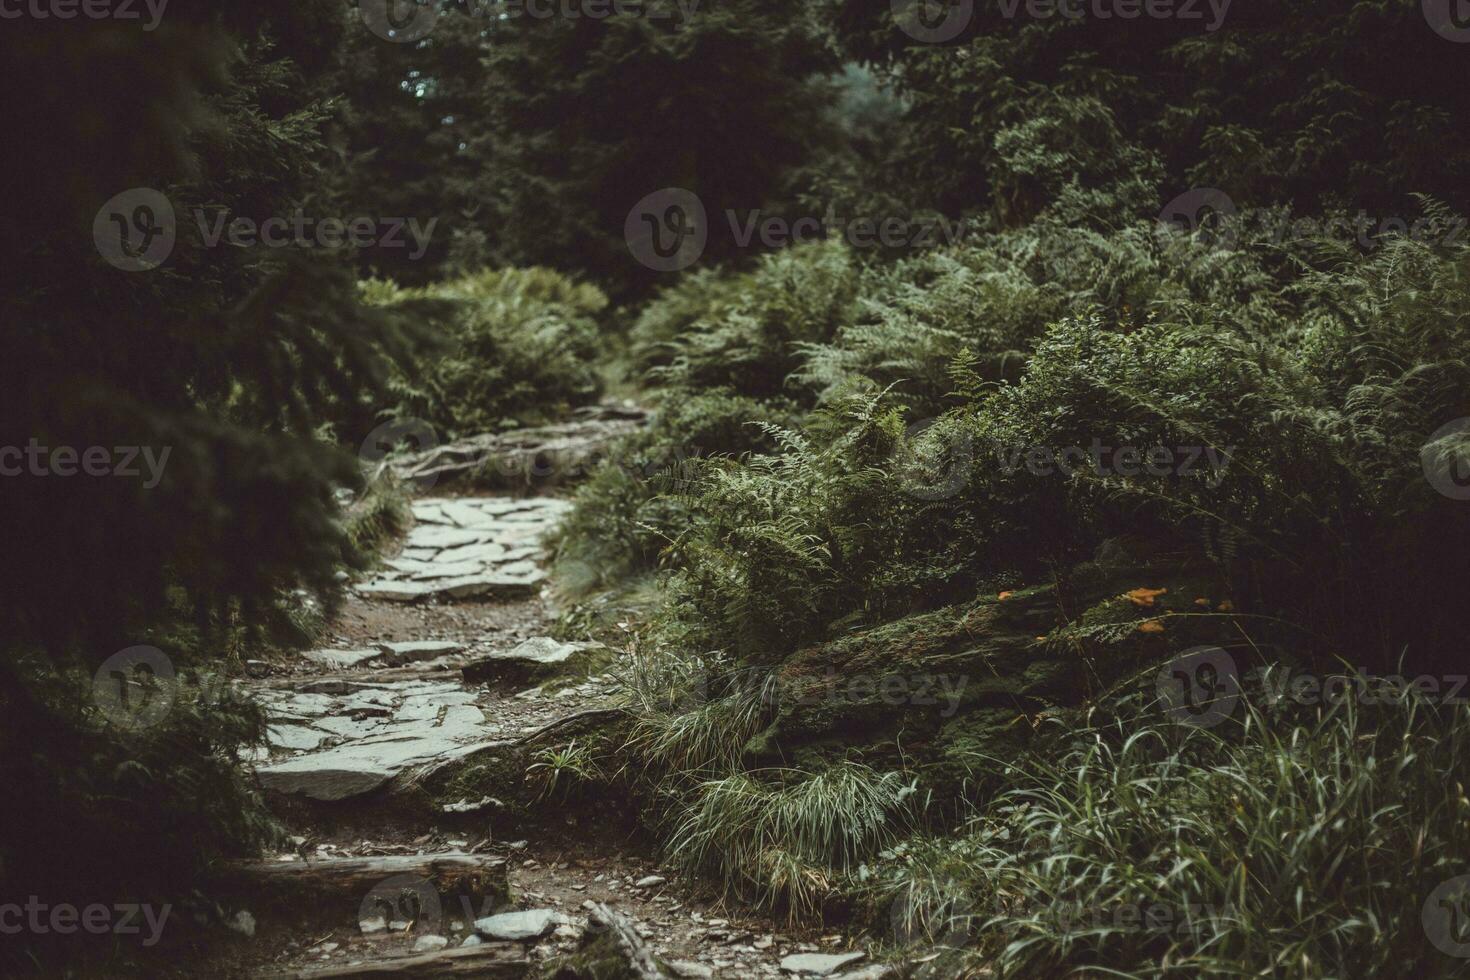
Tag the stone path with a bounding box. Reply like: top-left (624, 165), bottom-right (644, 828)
top-left (229, 485), bottom-right (884, 979)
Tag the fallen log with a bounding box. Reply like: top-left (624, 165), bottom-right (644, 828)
top-left (216, 852), bottom-right (511, 932)
top-left (257, 943), bottom-right (528, 978)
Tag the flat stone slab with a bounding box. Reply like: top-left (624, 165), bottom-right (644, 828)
top-left (257, 727), bottom-right (495, 801)
top-left (462, 637), bottom-right (605, 688)
top-left (267, 724), bottom-right (328, 752)
top-left (301, 648), bottom-right (384, 670)
top-left (473, 909), bottom-right (564, 941)
top-left (780, 952), bottom-right (867, 976)
top-left (377, 639), bottom-right (466, 663)
top-left (356, 579), bottom-right (438, 602)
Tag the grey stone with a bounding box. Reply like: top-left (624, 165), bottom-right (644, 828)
top-left (267, 725), bottom-right (328, 752)
top-left (386, 558), bottom-right (487, 580)
top-left (256, 720), bottom-right (496, 801)
top-left (356, 579), bottom-right (437, 602)
top-left (301, 648), bottom-right (383, 670)
top-left (462, 637), bottom-right (603, 687)
top-left (377, 639), bottom-right (466, 662)
top-left (408, 526), bottom-right (493, 550)
top-left (474, 909), bottom-right (563, 941)
top-left (779, 952), bottom-right (867, 976)
top-left (227, 910), bottom-right (256, 938)
top-left (412, 934), bottom-right (449, 953)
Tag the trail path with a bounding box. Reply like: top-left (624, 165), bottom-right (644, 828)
top-left (223, 454), bottom-right (883, 978)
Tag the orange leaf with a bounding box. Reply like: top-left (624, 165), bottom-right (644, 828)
top-left (1217, 600), bottom-right (1235, 613)
top-left (1126, 587), bottom-right (1168, 608)
top-left (1137, 619), bottom-right (1166, 634)
top-left (998, 591), bottom-right (1014, 600)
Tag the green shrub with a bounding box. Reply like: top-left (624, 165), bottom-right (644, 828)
top-left (872, 682), bottom-right (1470, 978)
top-left (638, 240), bottom-right (859, 400)
top-left (551, 389), bottom-right (798, 593)
top-left (362, 267), bottom-right (607, 436)
top-left (667, 762), bottom-right (916, 921)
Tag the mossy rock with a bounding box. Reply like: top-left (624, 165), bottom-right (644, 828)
top-left (745, 559), bottom-right (1241, 770)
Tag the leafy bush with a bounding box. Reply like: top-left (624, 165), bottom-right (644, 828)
top-left (363, 267), bottom-right (607, 436)
top-left (873, 682), bottom-right (1470, 978)
top-left (552, 388), bottom-right (798, 593)
top-left (637, 240), bottom-right (859, 400)
top-left (667, 762), bottom-right (915, 921)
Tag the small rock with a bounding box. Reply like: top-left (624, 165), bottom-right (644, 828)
top-left (779, 952), bottom-right (867, 976)
top-left (635, 875), bottom-right (667, 889)
top-left (474, 909), bottom-right (563, 941)
top-left (412, 935), bottom-right (449, 953)
top-left (461, 934), bottom-right (483, 947)
top-left (227, 910), bottom-right (256, 938)
top-left (359, 915), bottom-right (387, 935)
top-left (669, 962), bottom-right (715, 979)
